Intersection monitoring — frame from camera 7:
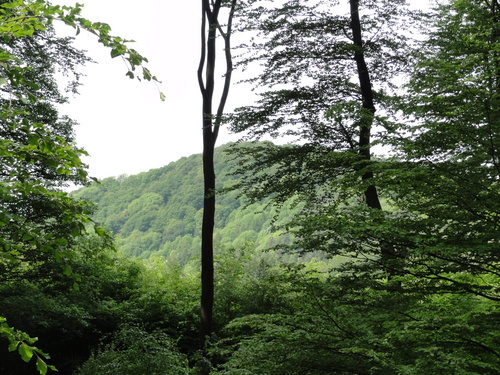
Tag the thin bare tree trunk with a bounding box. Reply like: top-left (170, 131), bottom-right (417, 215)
top-left (197, 0), bottom-right (236, 352)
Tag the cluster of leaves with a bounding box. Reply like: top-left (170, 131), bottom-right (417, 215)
top-left (0, 226), bottom-right (320, 374)
top-left (214, 264), bottom-right (500, 375)
top-left (0, 236), bottom-right (202, 375)
top-left (209, 0), bottom-right (500, 373)
top-left (74, 325), bottom-right (192, 375)
top-left (0, 0), bottom-right (162, 373)
top-left (0, 317), bottom-right (55, 375)
top-left (2, 225), bottom-right (497, 374)
top-left (0, 0), bottom-right (163, 92)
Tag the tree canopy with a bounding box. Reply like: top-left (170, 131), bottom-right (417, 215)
top-left (218, 0), bottom-right (500, 373)
top-left (0, 0), bottom-right (160, 372)
top-left (1, 0), bottom-right (499, 374)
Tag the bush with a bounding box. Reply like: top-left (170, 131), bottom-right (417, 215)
top-left (74, 325), bottom-right (192, 375)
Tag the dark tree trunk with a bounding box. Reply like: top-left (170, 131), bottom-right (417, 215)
top-left (349, 0), bottom-right (401, 276)
top-left (199, 0), bottom-right (217, 348)
top-left (197, 0), bottom-right (236, 352)
top-left (349, 0), bottom-right (382, 211)
top-left (200, 134), bottom-right (215, 345)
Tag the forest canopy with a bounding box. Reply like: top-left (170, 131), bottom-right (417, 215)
top-left (1, 0), bottom-right (499, 374)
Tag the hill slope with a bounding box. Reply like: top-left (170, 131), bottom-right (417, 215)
top-left (73, 143), bottom-right (296, 263)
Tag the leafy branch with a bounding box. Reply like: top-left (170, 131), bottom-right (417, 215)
top-left (0, 316), bottom-right (56, 375)
top-left (0, 0), bottom-right (165, 100)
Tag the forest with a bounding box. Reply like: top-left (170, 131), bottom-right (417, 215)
top-left (0, 0), bottom-right (499, 374)
top-left (71, 143), bottom-right (306, 263)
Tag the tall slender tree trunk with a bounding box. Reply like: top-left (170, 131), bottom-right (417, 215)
top-left (349, 0), bottom-right (382, 211)
top-left (199, 0), bottom-right (216, 348)
top-left (197, 0), bottom-right (236, 352)
top-left (200, 131), bottom-right (215, 345)
top-left (349, 0), bottom-right (401, 276)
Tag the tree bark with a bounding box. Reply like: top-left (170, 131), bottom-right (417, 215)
top-left (197, 0), bottom-right (236, 352)
top-left (349, 0), bottom-right (402, 277)
top-left (349, 0), bottom-right (382, 211)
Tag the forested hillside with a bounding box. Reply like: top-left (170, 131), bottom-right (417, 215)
top-left (1, 0), bottom-right (499, 375)
top-left (72, 143), bottom-right (298, 263)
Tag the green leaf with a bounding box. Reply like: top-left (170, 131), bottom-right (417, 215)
top-left (71, 226), bottom-right (83, 237)
top-left (28, 134), bottom-right (40, 145)
top-left (62, 264), bottom-right (72, 276)
top-left (142, 67), bottom-right (152, 81)
top-left (1, 1), bottom-right (22, 9)
top-left (18, 343), bottom-right (33, 362)
top-left (36, 359), bottom-right (48, 375)
top-left (94, 226), bottom-right (106, 236)
top-left (54, 237), bottom-right (68, 247)
top-left (8, 340), bottom-right (19, 352)
top-left (110, 44), bottom-right (126, 58)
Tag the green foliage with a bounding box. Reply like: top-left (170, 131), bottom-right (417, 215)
top-left (0, 0), bottom-right (162, 97)
top-left (0, 0), bottom-right (160, 269)
top-left (0, 238), bottom-right (201, 374)
top-left (73, 143), bottom-right (303, 263)
top-left (0, 317), bottom-right (56, 375)
top-left (74, 325), bottom-right (192, 375)
top-left (0, 1), bottom-right (162, 372)
top-left (0, 30), bottom-right (103, 280)
top-left (216, 266), bottom-right (500, 374)
top-left (370, 0), bottom-right (500, 299)
top-left (212, 244), bottom-right (290, 329)
top-left (228, 0), bottom-right (413, 139)
top-left (208, 0), bottom-right (500, 374)
top-left (2, 1), bottom-right (498, 374)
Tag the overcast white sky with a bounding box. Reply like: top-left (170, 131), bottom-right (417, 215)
top-left (53, 0), bottom-right (245, 180)
top-left (52, 0), bottom-right (431, 180)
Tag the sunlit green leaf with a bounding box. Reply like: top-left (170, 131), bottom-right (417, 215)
top-left (18, 343), bottom-right (33, 362)
top-left (36, 359), bottom-right (48, 375)
top-left (8, 340), bottom-right (19, 352)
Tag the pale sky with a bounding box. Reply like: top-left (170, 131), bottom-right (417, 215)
top-left (54, 0), bottom-right (243, 180)
top-left (52, 0), bottom-right (431, 181)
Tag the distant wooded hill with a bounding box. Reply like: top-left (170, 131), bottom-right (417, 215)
top-left (72, 143), bottom-right (298, 263)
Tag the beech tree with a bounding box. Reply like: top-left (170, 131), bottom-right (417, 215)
top-left (217, 0), bottom-right (500, 373)
top-left (227, 0), bottom-right (414, 271)
top-left (382, 0), bottom-right (500, 299)
top-left (198, 0), bottom-right (237, 352)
